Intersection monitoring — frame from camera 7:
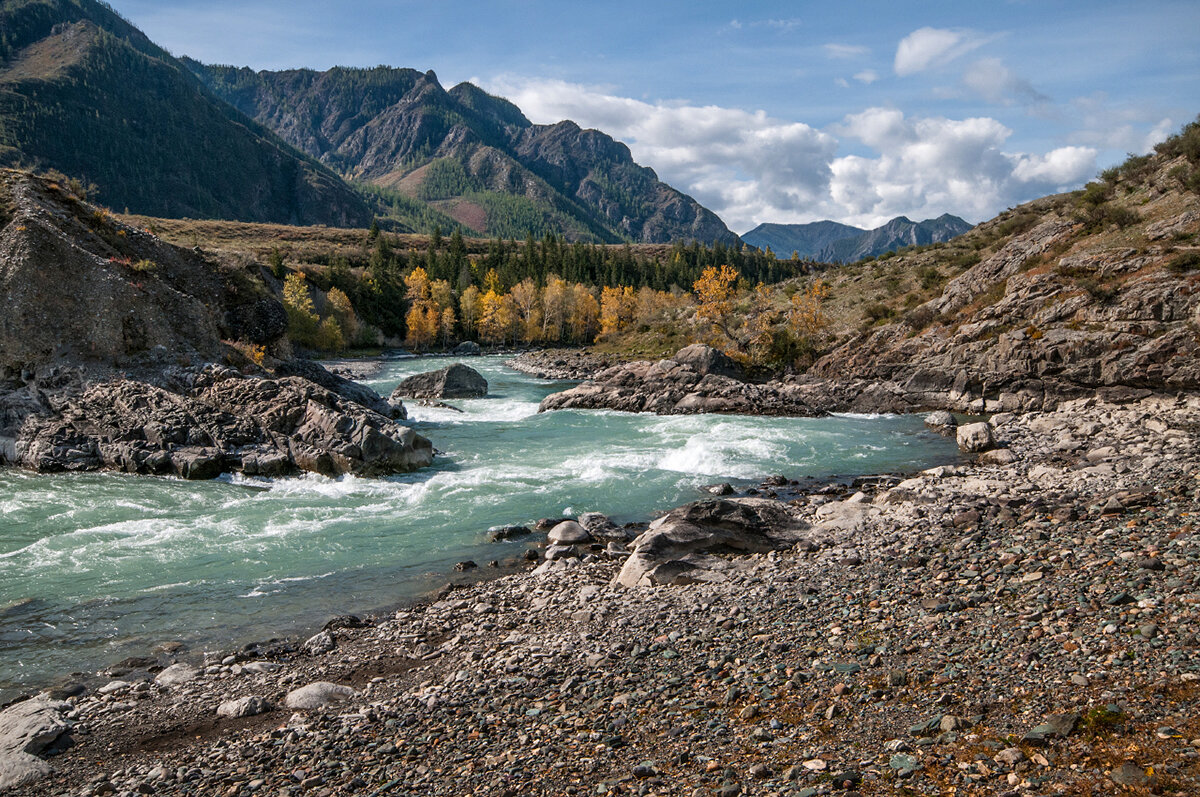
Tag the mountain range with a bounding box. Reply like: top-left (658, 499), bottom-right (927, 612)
top-left (0, 0), bottom-right (737, 244)
top-left (742, 214), bottom-right (973, 262)
top-left (185, 63), bottom-right (736, 244)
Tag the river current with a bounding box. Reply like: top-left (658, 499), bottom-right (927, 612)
top-left (0, 356), bottom-right (958, 701)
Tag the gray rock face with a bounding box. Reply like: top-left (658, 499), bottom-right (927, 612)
top-left (805, 200), bottom-right (1200, 412)
top-left (616, 498), bottom-right (808, 587)
top-left (0, 697), bottom-right (71, 791)
top-left (2, 365), bottom-right (433, 479)
top-left (957, 422), bottom-right (995, 453)
top-left (924, 410), bottom-right (957, 435)
top-left (284, 682), bottom-right (356, 710)
top-left (274, 359), bottom-right (406, 420)
top-left (391, 363), bottom-right (488, 400)
top-left (548, 521), bottom-right (591, 545)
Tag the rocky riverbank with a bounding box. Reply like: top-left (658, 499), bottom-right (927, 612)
top-left (506, 349), bottom-right (620, 381)
top-left (4, 392), bottom-right (1198, 796)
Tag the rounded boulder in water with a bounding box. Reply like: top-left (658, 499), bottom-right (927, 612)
top-left (548, 520), bottom-right (591, 545)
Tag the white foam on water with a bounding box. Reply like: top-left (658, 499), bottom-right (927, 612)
top-left (406, 397), bottom-right (540, 425)
top-left (832, 412), bottom-right (898, 420)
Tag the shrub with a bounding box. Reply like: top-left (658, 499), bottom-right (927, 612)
top-left (1079, 181), bottom-right (1111, 206)
top-left (1079, 277), bottom-right (1118, 303)
top-left (1078, 203), bottom-right (1140, 232)
top-left (904, 305), bottom-right (936, 331)
top-left (863, 302), bottom-right (894, 323)
top-left (1167, 251), bottom-right (1200, 273)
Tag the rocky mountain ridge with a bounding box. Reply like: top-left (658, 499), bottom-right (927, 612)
top-left (187, 63), bottom-right (738, 245)
top-left (743, 213), bottom-right (972, 262)
top-left (805, 143), bottom-right (1200, 412)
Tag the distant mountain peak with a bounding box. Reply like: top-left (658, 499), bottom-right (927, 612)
top-left (743, 215), bottom-right (973, 262)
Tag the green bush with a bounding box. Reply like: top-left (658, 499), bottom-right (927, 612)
top-left (1167, 251), bottom-right (1200, 273)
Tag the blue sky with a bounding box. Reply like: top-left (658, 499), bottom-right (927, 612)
top-left (114, 0), bottom-right (1200, 232)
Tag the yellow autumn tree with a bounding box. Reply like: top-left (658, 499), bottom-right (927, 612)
top-left (541, 276), bottom-right (568, 342)
top-left (440, 305), bottom-right (457, 346)
top-left (326, 287), bottom-right (360, 345)
top-left (789, 279), bottom-right (830, 338)
top-left (693, 264), bottom-right (749, 355)
top-left (567, 284), bottom-right (600, 343)
top-left (282, 272), bottom-right (319, 345)
top-left (459, 285), bottom-right (481, 337)
top-left (478, 289), bottom-right (507, 345)
top-left (509, 278), bottom-right (542, 343)
top-left (405, 303), bottom-right (436, 350)
top-left (599, 285), bottom-right (637, 337)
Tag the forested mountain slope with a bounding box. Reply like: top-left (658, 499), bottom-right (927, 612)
top-left (0, 0), bottom-right (371, 226)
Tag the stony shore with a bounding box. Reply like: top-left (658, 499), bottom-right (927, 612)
top-left (4, 393), bottom-right (1200, 796)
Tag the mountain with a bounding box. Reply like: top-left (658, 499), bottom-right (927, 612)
top-left (743, 214), bottom-right (972, 262)
top-left (739, 220), bottom-right (864, 259)
top-left (0, 0), bottom-right (371, 227)
top-left (186, 63), bottom-right (738, 245)
top-left (821, 214), bottom-right (974, 263)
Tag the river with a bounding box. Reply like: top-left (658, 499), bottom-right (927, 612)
top-left (0, 355), bottom-right (959, 701)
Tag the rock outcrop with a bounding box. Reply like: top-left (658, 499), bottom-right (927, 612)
top-left (539, 346), bottom-right (821, 417)
top-left (805, 154), bottom-right (1200, 413)
top-left (615, 498), bottom-right (809, 587)
top-left (0, 170), bottom-right (432, 480)
top-left (391, 363), bottom-right (488, 400)
top-left (4, 365), bottom-right (431, 478)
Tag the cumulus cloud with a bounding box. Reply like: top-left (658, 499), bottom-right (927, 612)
top-left (962, 58), bottom-right (1049, 105)
top-left (831, 109), bottom-right (1096, 225)
top-left (853, 69), bottom-right (879, 84)
top-left (483, 76), bottom-right (838, 229)
top-left (894, 27), bottom-right (986, 76)
top-left (478, 77), bottom-right (1098, 230)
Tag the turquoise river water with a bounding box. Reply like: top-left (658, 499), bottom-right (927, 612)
top-left (0, 356), bottom-right (959, 701)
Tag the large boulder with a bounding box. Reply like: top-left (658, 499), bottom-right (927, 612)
top-left (672, 344), bottom-right (741, 378)
top-left (391, 363), bottom-right (488, 400)
top-left (957, 422), bottom-right (995, 453)
top-left (615, 498), bottom-right (808, 587)
top-left (451, 341), bottom-right (482, 356)
top-left (284, 682), bottom-right (356, 710)
top-left (0, 697), bottom-right (72, 791)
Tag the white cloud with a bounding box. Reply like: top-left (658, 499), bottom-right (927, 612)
top-left (894, 27), bottom-right (986, 76)
top-left (1069, 95), bottom-right (1176, 154)
top-left (483, 76), bottom-right (837, 230)
top-left (832, 109), bottom-right (1096, 225)
top-left (479, 78), bottom-right (1099, 231)
top-left (853, 69), bottom-right (879, 85)
top-left (962, 57), bottom-right (1048, 105)
top-left (824, 43), bottom-right (869, 59)
top-left (1010, 147), bottom-right (1096, 183)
